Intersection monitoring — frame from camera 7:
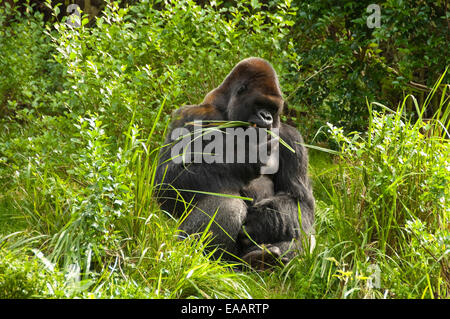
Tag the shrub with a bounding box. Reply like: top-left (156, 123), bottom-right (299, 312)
top-left (323, 83), bottom-right (449, 297)
top-left (49, 0), bottom-right (300, 136)
top-left (287, 0), bottom-right (449, 134)
top-left (0, 1), bottom-right (62, 118)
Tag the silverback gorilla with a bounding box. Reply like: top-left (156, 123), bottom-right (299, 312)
top-left (155, 58), bottom-right (315, 269)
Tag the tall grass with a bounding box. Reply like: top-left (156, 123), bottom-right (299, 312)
top-left (297, 74), bottom-right (449, 298)
top-left (2, 82), bottom-right (448, 298)
top-left (1, 108), bottom-right (257, 298)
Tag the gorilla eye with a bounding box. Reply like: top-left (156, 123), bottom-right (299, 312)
top-left (237, 84), bottom-right (247, 95)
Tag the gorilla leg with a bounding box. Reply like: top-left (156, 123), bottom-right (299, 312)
top-left (178, 194), bottom-right (248, 260)
top-left (238, 193), bottom-right (315, 269)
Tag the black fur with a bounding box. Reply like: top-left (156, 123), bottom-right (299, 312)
top-left (155, 58), bottom-right (315, 266)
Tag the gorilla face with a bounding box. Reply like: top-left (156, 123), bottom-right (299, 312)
top-left (228, 83), bottom-right (283, 129)
top-left (203, 57), bottom-right (284, 129)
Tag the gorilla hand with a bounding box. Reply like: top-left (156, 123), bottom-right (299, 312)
top-left (239, 195), bottom-right (301, 251)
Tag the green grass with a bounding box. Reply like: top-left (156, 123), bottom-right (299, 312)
top-left (1, 90), bottom-right (448, 298)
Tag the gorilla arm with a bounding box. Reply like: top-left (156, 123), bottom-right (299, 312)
top-left (239, 123), bottom-right (315, 253)
top-left (154, 104), bottom-right (261, 216)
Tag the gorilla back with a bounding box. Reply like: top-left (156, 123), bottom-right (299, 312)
top-left (155, 57), bottom-right (315, 269)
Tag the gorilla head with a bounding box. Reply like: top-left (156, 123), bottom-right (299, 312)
top-left (203, 57), bottom-right (283, 129)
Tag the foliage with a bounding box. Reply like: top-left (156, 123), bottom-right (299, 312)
top-left (0, 0), bottom-right (448, 299)
top-left (287, 0), bottom-right (449, 134)
top-left (0, 0), bottom-right (63, 117)
top-left (317, 87), bottom-right (449, 298)
top-left (0, 247), bottom-right (68, 298)
top-left (47, 0), bottom-right (299, 135)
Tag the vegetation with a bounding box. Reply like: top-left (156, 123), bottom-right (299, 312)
top-left (0, 0), bottom-right (448, 299)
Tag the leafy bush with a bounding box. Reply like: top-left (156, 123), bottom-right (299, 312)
top-left (0, 247), bottom-right (68, 298)
top-left (321, 85), bottom-right (449, 297)
top-left (328, 94), bottom-right (449, 249)
top-left (49, 0), bottom-right (300, 135)
top-left (0, 1), bottom-right (62, 118)
top-left (287, 0), bottom-right (449, 133)
top-left (270, 86), bottom-right (449, 298)
top-left (0, 249), bottom-right (45, 298)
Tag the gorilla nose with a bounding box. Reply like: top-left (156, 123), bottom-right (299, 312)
top-left (256, 109), bottom-right (273, 128)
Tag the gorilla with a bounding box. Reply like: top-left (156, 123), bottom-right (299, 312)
top-left (155, 57), bottom-right (315, 269)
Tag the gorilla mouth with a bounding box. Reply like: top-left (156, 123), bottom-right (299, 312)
top-left (248, 109), bottom-right (273, 129)
top-left (249, 121), bottom-right (271, 129)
